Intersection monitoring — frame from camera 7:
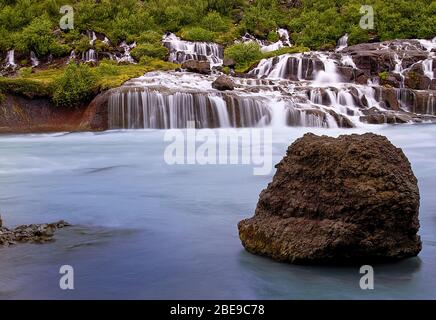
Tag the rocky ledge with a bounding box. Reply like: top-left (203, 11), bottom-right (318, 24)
top-left (0, 216), bottom-right (70, 246)
top-left (238, 133), bottom-right (422, 264)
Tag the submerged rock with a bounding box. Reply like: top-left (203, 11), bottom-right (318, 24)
top-left (0, 216), bottom-right (70, 247)
top-left (238, 133), bottom-right (422, 264)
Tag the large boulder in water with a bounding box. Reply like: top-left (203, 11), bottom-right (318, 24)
top-left (238, 133), bottom-right (422, 264)
top-left (212, 75), bottom-right (235, 91)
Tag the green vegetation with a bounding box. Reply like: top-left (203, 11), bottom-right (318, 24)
top-left (379, 71), bottom-right (389, 81)
top-left (52, 63), bottom-right (96, 107)
top-left (1, 0), bottom-right (434, 55)
top-left (131, 43), bottom-right (168, 61)
top-left (1, 0), bottom-right (435, 105)
top-left (0, 60), bottom-right (178, 106)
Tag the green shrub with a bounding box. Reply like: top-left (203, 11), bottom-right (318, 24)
top-left (49, 43), bottom-right (71, 57)
top-left (18, 67), bottom-right (33, 78)
top-left (131, 43), bottom-right (168, 61)
top-left (95, 60), bottom-right (120, 77)
top-left (224, 42), bottom-right (263, 72)
top-left (94, 40), bottom-right (110, 53)
top-left (179, 27), bottom-right (216, 42)
top-left (379, 71), bottom-right (389, 81)
top-left (201, 12), bottom-right (229, 32)
top-left (136, 30), bottom-right (163, 44)
top-left (13, 15), bottom-right (58, 57)
top-left (267, 31), bottom-right (279, 42)
top-left (52, 63), bottom-right (97, 108)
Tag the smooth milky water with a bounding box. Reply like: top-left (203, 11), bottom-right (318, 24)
top-left (1, 125), bottom-right (436, 299)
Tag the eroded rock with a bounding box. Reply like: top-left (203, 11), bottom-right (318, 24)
top-left (0, 216), bottom-right (71, 247)
top-left (238, 133), bottom-right (422, 264)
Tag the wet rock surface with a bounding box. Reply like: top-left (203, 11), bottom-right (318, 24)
top-left (212, 75), bottom-right (235, 91)
top-left (181, 60), bottom-right (211, 75)
top-left (0, 217), bottom-right (71, 246)
top-left (238, 133), bottom-right (422, 264)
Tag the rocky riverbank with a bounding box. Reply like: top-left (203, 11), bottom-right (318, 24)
top-left (0, 91), bottom-right (110, 134)
top-left (0, 216), bottom-right (70, 246)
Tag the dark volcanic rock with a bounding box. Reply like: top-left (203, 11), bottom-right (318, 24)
top-left (212, 75), bottom-right (235, 91)
top-left (238, 133), bottom-right (422, 264)
top-left (0, 216), bottom-right (71, 246)
top-left (182, 59), bottom-right (211, 74)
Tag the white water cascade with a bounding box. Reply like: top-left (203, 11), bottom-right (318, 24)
top-left (88, 31), bottom-right (97, 46)
top-left (241, 28), bottom-right (292, 53)
top-left (5, 50), bottom-right (17, 69)
top-left (337, 34), bottom-right (349, 51)
top-left (30, 51), bottom-right (39, 67)
top-left (116, 41), bottom-right (136, 64)
top-left (162, 33), bottom-right (223, 67)
top-left (83, 49), bottom-right (97, 63)
top-left (423, 58), bottom-right (434, 80)
top-left (107, 37), bottom-right (436, 130)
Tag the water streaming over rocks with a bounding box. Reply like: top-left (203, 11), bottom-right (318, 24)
top-left (108, 36), bottom-right (436, 130)
top-left (241, 28), bottom-right (292, 53)
top-left (162, 33), bottom-right (223, 67)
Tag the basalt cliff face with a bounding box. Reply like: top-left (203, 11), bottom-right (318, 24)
top-left (0, 92), bottom-right (110, 134)
top-left (238, 133), bottom-right (422, 264)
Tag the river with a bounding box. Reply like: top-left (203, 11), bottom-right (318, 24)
top-left (0, 124), bottom-right (435, 299)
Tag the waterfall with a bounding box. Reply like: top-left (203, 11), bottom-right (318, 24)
top-left (83, 49), bottom-right (97, 62)
top-left (116, 41), bottom-right (136, 64)
top-left (278, 28), bottom-right (291, 47)
top-left (393, 53), bottom-right (405, 86)
top-left (30, 51), bottom-right (39, 67)
top-left (251, 54), bottom-right (321, 80)
top-left (314, 54), bottom-right (341, 84)
top-left (108, 88), bottom-right (273, 129)
top-left (260, 28), bottom-right (292, 53)
top-left (162, 33), bottom-right (223, 67)
top-left (88, 31), bottom-right (97, 46)
top-left (426, 94), bottom-right (435, 115)
top-left (341, 55), bottom-right (356, 68)
top-left (337, 34), bottom-right (349, 51)
top-left (5, 50), bottom-right (17, 69)
top-left (423, 58), bottom-right (434, 80)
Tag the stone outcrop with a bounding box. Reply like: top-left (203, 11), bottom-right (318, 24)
top-left (0, 217), bottom-right (70, 246)
top-left (182, 59), bottom-right (211, 74)
top-left (212, 75), bottom-right (236, 91)
top-left (238, 133), bottom-right (422, 264)
top-left (0, 92), bottom-right (109, 133)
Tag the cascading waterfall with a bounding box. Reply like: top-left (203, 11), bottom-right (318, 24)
top-left (117, 41), bottom-right (136, 64)
top-left (106, 36), bottom-right (436, 130)
top-left (337, 34), bottom-right (349, 51)
top-left (5, 50), bottom-right (17, 69)
top-left (108, 87), bottom-right (272, 129)
top-left (162, 33), bottom-right (223, 67)
top-left (88, 31), bottom-right (97, 46)
top-left (107, 72), bottom-right (353, 130)
top-left (423, 58), bottom-right (434, 80)
top-left (251, 54), bottom-right (321, 80)
top-left (314, 54), bottom-right (341, 84)
top-left (83, 49), bottom-right (96, 62)
top-left (30, 51), bottom-right (39, 67)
